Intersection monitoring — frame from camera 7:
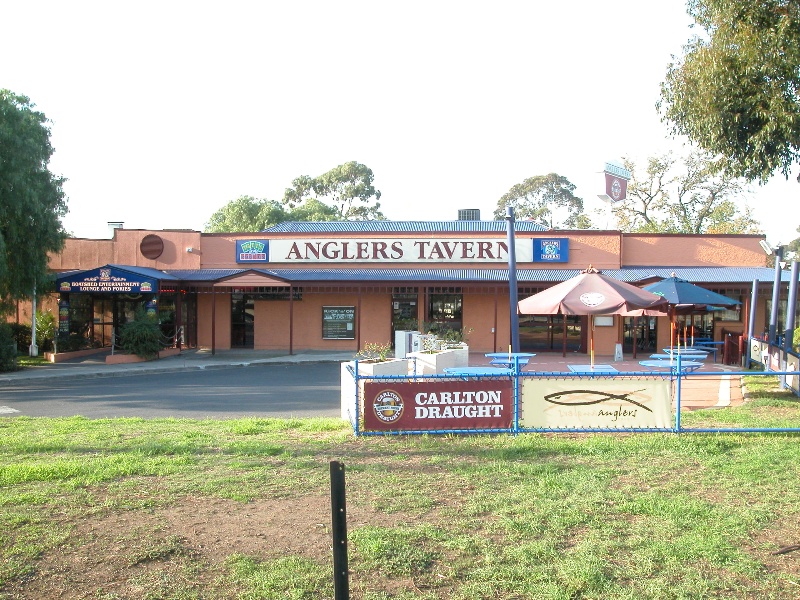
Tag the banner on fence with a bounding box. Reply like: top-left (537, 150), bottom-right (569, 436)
top-left (520, 378), bottom-right (672, 429)
top-left (363, 380), bottom-right (513, 431)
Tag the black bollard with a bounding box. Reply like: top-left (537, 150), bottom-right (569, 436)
top-left (330, 460), bottom-right (349, 599)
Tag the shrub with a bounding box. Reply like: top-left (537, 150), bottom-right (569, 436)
top-left (119, 309), bottom-right (162, 359)
top-left (56, 332), bottom-right (94, 352)
top-left (354, 342), bottom-right (393, 362)
top-left (9, 323), bottom-right (30, 351)
top-left (35, 311), bottom-right (56, 352)
top-left (0, 324), bottom-right (19, 371)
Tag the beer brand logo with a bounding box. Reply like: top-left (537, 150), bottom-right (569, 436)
top-left (580, 292), bottom-right (605, 307)
top-left (611, 178), bottom-right (622, 201)
top-left (372, 389), bottom-right (404, 423)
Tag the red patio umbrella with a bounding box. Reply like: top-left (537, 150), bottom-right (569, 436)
top-left (517, 266), bottom-right (668, 367)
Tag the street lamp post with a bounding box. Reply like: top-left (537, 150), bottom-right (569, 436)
top-left (505, 207), bottom-right (520, 353)
top-left (768, 245), bottom-right (784, 345)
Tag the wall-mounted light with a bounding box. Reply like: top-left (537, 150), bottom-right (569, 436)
top-left (186, 247), bottom-right (194, 253)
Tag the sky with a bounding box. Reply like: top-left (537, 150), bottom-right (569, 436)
top-left (3, 1), bottom-right (799, 245)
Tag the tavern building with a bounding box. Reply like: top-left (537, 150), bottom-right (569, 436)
top-left (37, 219), bottom-right (790, 358)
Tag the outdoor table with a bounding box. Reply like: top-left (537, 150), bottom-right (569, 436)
top-left (692, 340), bottom-right (722, 361)
top-left (567, 364), bottom-right (618, 374)
top-left (663, 346), bottom-right (715, 362)
top-left (485, 352), bottom-right (535, 368)
top-left (650, 353), bottom-right (707, 360)
top-left (639, 360), bottom-right (703, 373)
top-left (443, 366), bottom-right (513, 378)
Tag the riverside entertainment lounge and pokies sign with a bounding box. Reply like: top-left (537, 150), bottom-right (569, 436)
top-left (363, 380), bottom-right (513, 431)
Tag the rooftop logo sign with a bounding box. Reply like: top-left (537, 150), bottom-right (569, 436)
top-left (236, 240), bottom-right (269, 263)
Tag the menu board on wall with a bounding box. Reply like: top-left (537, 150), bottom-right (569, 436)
top-left (322, 306), bottom-right (356, 340)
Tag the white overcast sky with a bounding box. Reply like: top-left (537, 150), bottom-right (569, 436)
top-left (3, 1), bottom-right (798, 244)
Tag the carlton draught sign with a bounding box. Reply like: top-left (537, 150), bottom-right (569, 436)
top-left (363, 380), bottom-right (513, 431)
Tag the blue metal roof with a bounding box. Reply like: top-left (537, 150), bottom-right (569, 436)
top-left (156, 266), bottom-right (787, 286)
top-left (55, 264), bottom-right (180, 282)
top-left (166, 269), bottom-right (251, 281)
top-left (262, 220), bottom-right (549, 233)
top-left (258, 266), bottom-right (786, 285)
top-left (107, 264), bottom-right (180, 280)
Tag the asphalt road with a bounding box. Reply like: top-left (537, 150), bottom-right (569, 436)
top-left (0, 362), bottom-right (343, 419)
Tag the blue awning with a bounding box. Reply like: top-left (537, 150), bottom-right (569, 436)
top-left (55, 264), bottom-right (177, 294)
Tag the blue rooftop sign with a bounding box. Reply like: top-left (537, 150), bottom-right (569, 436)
top-left (533, 238), bottom-right (569, 262)
top-left (236, 240), bottom-right (269, 263)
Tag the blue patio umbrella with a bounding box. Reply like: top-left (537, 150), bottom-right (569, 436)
top-left (642, 274), bottom-right (740, 348)
top-left (642, 275), bottom-right (741, 310)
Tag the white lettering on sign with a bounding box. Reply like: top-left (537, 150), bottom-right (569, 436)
top-left (413, 389), bottom-right (504, 419)
top-left (270, 239), bottom-right (534, 263)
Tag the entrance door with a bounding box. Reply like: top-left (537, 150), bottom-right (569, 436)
top-left (428, 293), bottom-right (462, 333)
top-left (392, 292), bottom-right (418, 346)
top-left (623, 316), bottom-right (658, 353)
top-left (519, 314), bottom-right (582, 352)
top-left (231, 293), bottom-right (254, 348)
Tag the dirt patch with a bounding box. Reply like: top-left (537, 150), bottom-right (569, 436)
top-left (2, 495), bottom-right (390, 599)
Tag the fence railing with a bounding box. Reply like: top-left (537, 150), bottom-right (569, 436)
top-left (343, 357), bottom-right (800, 437)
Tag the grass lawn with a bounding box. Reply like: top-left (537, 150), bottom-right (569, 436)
top-left (0, 378), bottom-right (799, 598)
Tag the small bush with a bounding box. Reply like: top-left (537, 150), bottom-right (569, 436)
top-left (120, 309), bottom-right (162, 359)
top-left (9, 323), bottom-right (30, 351)
top-left (35, 311), bottom-right (56, 353)
top-left (56, 332), bottom-right (94, 352)
top-left (354, 342), bottom-right (393, 362)
top-left (0, 324), bottom-right (19, 371)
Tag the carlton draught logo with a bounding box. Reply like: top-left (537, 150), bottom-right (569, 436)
top-left (372, 389), bottom-right (405, 423)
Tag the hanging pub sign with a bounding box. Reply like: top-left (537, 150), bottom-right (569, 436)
top-left (57, 266), bottom-right (159, 294)
top-left (363, 380), bottom-right (513, 432)
top-left (597, 161), bottom-right (631, 204)
top-left (322, 306), bottom-right (356, 340)
top-left (533, 238), bottom-right (569, 262)
top-left (236, 240), bottom-right (269, 263)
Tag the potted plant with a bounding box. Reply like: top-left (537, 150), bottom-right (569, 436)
top-left (407, 327), bottom-right (471, 374)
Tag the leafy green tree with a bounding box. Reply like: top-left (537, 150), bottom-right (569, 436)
top-left (492, 173), bottom-right (590, 229)
top-left (205, 196), bottom-right (287, 233)
top-left (787, 225), bottom-right (800, 261)
top-left (283, 161), bottom-right (384, 220)
top-left (611, 152), bottom-right (761, 234)
top-left (204, 196), bottom-right (340, 233)
top-left (0, 90), bottom-right (68, 314)
top-left (660, 0), bottom-right (800, 182)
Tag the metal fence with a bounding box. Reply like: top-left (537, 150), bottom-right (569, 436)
top-left (343, 356), bottom-right (800, 437)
